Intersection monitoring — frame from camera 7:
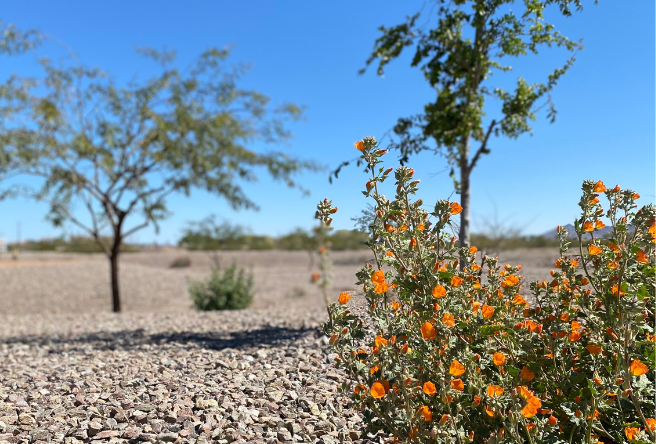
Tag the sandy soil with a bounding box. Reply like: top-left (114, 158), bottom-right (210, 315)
top-left (0, 248), bottom-right (562, 316)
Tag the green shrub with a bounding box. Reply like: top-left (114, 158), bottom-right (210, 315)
top-left (322, 137), bottom-right (655, 444)
top-left (189, 263), bottom-right (254, 311)
top-left (169, 256), bottom-right (192, 268)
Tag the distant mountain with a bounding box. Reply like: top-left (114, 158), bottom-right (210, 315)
top-left (540, 223), bottom-right (632, 240)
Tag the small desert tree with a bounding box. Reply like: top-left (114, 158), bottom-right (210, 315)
top-left (0, 46), bottom-right (314, 312)
top-left (362, 0), bottom-right (595, 248)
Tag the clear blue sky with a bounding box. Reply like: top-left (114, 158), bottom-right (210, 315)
top-left (0, 1), bottom-right (654, 245)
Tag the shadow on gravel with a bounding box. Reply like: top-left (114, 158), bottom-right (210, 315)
top-left (0, 326), bottom-right (321, 354)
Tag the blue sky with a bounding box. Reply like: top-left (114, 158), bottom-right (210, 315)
top-left (0, 1), bottom-right (654, 245)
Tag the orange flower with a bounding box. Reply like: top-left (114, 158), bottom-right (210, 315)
top-left (370, 365), bottom-right (379, 375)
top-left (569, 331), bottom-right (581, 342)
top-left (594, 220), bottom-right (605, 229)
top-left (520, 366), bottom-right (535, 381)
top-left (548, 416), bottom-right (558, 426)
top-left (493, 352), bottom-right (506, 366)
top-left (419, 405), bottom-right (432, 422)
top-left (385, 224), bottom-right (394, 233)
top-left (586, 344), bottom-right (603, 355)
top-left (485, 405), bottom-right (495, 417)
top-left (409, 237), bottom-right (417, 248)
top-left (593, 180), bottom-right (606, 192)
top-left (311, 272), bottom-right (320, 282)
top-left (450, 202), bottom-right (463, 215)
top-left (469, 246), bottom-right (478, 254)
top-left (372, 270), bottom-right (385, 284)
top-left (451, 276), bottom-right (464, 287)
top-left (611, 284), bottom-right (625, 297)
top-left (442, 312), bottom-right (456, 327)
top-left (473, 395), bottom-right (481, 406)
top-left (423, 381), bottom-right (437, 395)
top-left (385, 251), bottom-right (394, 257)
top-left (487, 384), bottom-right (503, 397)
top-left (449, 359), bottom-right (466, 376)
top-left (472, 301), bottom-right (481, 313)
top-left (582, 221), bottom-right (594, 232)
top-left (560, 313), bottom-right (570, 322)
top-left (633, 193), bottom-right (640, 199)
top-left (588, 244), bottom-right (602, 255)
top-left (636, 250), bottom-right (649, 264)
top-left (646, 418), bottom-right (655, 432)
top-left (451, 379), bottom-right (464, 391)
top-left (432, 285), bottom-right (446, 298)
top-left (391, 301), bottom-right (401, 310)
top-left (355, 141), bottom-right (365, 151)
top-left (421, 322), bottom-right (437, 340)
top-left (571, 320), bottom-right (582, 331)
top-left (513, 295), bottom-right (527, 305)
top-left (338, 292), bottom-right (351, 304)
top-left (375, 336), bottom-right (388, 347)
top-left (482, 304), bottom-right (495, 319)
top-left (329, 334), bottom-right (338, 344)
top-left (625, 427), bottom-right (640, 440)
top-left (439, 413), bottom-right (449, 425)
top-left (522, 403), bottom-right (538, 418)
top-left (370, 380), bottom-right (388, 398)
top-left (502, 275), bottom-right (519, 287)
top-left (608, 242), bottom-right (621, 253)
top-left (630, 359), bottom-right (649, 376)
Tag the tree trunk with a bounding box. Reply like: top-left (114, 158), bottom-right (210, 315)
top-left (459, 136), bottom-right (471, 248)
top-left (110, 248), bottom-right (121, 312)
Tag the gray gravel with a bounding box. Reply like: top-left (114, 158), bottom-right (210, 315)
top-left (0, 308), bottom-right (395, 444)
top-left (0, 249), bottom-right (561, 444)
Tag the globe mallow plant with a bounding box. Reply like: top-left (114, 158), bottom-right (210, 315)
top-left (322, 137), bottom-right (654, 444)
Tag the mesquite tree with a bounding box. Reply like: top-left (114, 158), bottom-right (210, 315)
top-left (362, 0), bottom-right (595, 248)
top-left (0, 46), bottom-right (314, 312)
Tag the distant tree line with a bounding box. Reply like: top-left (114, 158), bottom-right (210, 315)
top-left (178, 216), bottom-right (370, 251)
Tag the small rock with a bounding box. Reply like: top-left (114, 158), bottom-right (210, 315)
top-left (29, 429), bottom-right (49, 441)
top-left (18, 414), bottom-right (35, 425)
top-left (157, 432), bottom-right (178, 442)
top-left (195, 399), bottom-right (218, 410)
top-left (87, 421), bottom-right (103, 437)
top-left (94, 430), bottom-right (120, 439)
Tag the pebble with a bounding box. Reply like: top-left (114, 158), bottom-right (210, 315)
top-left (0, 308), bottom-right (384, 444)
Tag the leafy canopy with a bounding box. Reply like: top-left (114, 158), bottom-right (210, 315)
top-left (363, 0), bottom-right (588, 178)
top-left (0, 47), bottom-right (316, 253)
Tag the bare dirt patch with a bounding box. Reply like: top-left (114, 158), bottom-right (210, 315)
top-left (0, 248), bottom-right (561, 316)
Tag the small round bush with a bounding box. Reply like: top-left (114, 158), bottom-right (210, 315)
top-left (189, 263), bottom-right (254, 311)
top-left (169, 256), bottom-right (192, 268)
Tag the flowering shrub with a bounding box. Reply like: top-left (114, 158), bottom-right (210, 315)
top-left (322, 137), bottom-right (654, 444)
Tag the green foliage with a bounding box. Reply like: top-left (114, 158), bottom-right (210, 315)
top-left (169, 256), bottom-right (191, 268)
top-left (470, 233), bottom-right (559, 250)
top-left (0, 37), bottom-right (315, 311)
top-left (0, 21), bottom-right (41, 55)
top-left (322, 139), bottom-right (655, 443)
top-left (179, 215), bottom-right (367, 251)
top-left (361, 0), bottom-right (595, 247)
top-left (179, 215), bottom-right (275, 251)
top-left (189, 263), bottom-right (254, 311)
top-left (14, 236), bottom-right (140, 253)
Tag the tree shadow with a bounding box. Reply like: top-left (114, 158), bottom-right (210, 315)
top-left (0, 325), bottom-right (321, 354)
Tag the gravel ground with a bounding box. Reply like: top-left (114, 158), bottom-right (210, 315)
top-left (0, 248), bottom-right (563, 444)
top-left (0, 308), bottom-right (382, 444)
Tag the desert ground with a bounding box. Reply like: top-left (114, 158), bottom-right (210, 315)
top-left (0, 248), bottom-right (562, 444)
